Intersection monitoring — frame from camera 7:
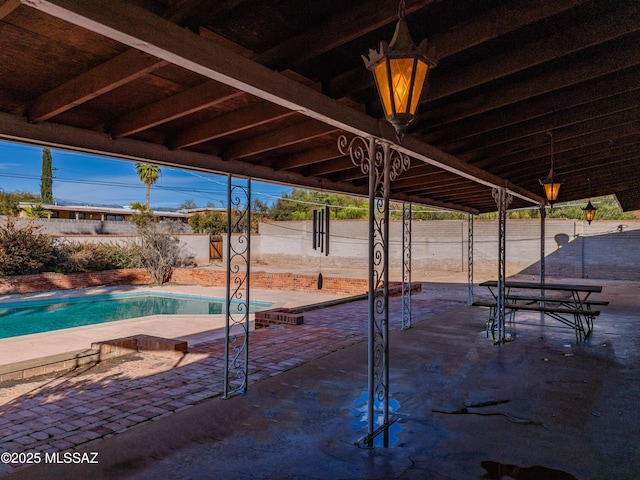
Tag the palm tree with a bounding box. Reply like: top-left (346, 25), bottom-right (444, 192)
top-left (134, 163), bottom-right (161, 209)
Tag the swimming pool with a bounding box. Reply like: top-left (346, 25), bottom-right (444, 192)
top-left (0, 293), bottom-right (273, 339)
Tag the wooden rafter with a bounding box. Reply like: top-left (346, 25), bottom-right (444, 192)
top-left (27, 50), bottom-right (167, 122)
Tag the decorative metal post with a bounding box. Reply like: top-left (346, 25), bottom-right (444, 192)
top-left (223, 176), bottom-right (251, 398)
top-left (401, 202), bottom-right (412, 330)
top-left (467, 214), bottom-right (474, 306)
top-left (338, 135), bottom-right (409, 447)
top-left (492, 187), bottom-right (512, 344)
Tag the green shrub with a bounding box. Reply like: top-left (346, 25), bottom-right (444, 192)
top-left (0, 217), bottom-right (55, 276)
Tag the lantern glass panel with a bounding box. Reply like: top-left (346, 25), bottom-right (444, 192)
top-left (544, 182), bottom-right (561, 203)
top-left (373, 61), bottom-right (393, 116)
top-left (388, 57), bottom-right (414, 113)
top-left (410, 59), bottom-right (428, 113)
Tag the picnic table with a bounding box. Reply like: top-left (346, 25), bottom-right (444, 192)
top-left (473, 280), bottom-right (608, 342)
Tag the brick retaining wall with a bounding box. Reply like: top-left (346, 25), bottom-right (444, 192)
top-left (0, 268), bottom-right (368, 296)
top-left (170, 268), bottom-right (368, 295)
top-left (0, 269), bottom-right (151, 295)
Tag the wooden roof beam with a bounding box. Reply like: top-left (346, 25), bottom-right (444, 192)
top-left (493, 135), bottom-right (640, 184)
top-left (278, 144), bottom-right (344, 171)
top-left (254, 0), bottom-right (437, 70)
top-left (325, 0), bottom-right (590, 98)
top-left (0, 0), bottom-right (20, 19)
top-left (109, 81), bottom-right (244, 139)
top-left (401, 183), bottom-right (480, 197)
top-left (391, 171), bottom-right (460, 189)
top-left (27, 49), bottom-right (167, 123)
top-left (427, 3), bottom-right (640, 103)
top-left (0, 111), bottom-right (380, 204)
top-left (223, 120), bottom-right (340, 161)
top-left (22, 0), bottom-right (543, 206)
top-left (168, 102), bottom-right (294, 150)
top-left (423, 67), bottom-right (640, 145)
top-left (443, 89), bottom-right (640, 155)
top-left (419, 37), bottom-right (640, 129)
top-left (472, 114), bottom-right (640, 169)
top-left (302, 157), bottom-right (358, 177)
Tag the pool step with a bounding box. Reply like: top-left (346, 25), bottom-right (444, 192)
top-left (92, 334), bottom-right (188, 359)
top-left (0, 348), bottom-right (101, 383)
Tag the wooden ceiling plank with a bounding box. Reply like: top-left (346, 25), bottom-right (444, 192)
top-left (470, 112), bottom-right (640, 168)
top-left (169, 1), bottom-right (258, 29)
top-left (420, 39), bottom-right (640, 129)
top-left (446, 90), bottom-right (640, 156)
top-left (254, 0), bottom-right (437, 70)
top-left (514, 150), bottom-right (640, 190)
top-left (423, 67), bottom-right (640, 145)
top-left (402, 183), bottom-right (480, 197)
top-left (325, 0), bottom-right (590, 98)
top-left (428, 4), bottom-right (640, 102)
top-left (303, 157), bottom-right (356, 177)
top-left (168, 102), bottom-right (294, 150)
top-left (22, 0), bottom-right (543, 206)
top-left (434, 0), bottom-right (589, 59)
top-left (484, 134), bottom-right (640, 187)
top-left (392, 172), bottom-right (466, 190)
top-left (0, 0), bottom-right (21, 19)
top-left (392, 165), bottom-right (443, 182)
top-left (278, 144), bottom-right (344, 170)
top-left (223, 120), bottom-right (341, 161)
top-left (109, 81), bottom-right (244, 138)
top-left (28, 49), bottom-right (168, 123)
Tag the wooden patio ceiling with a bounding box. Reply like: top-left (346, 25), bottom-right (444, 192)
top-left (0, 0), bottom-right (638, 214)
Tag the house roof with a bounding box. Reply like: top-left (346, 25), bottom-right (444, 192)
top-left (17, 202), bottom-right (188, 218)
top-left (0, 0), bottom-right (638, 214)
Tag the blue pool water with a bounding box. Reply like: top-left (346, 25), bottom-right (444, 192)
top-left (0, 293), bottom-right (272, 339)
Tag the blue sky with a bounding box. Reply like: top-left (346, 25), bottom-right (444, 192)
top-left (0, 140), bottom-right (291, 210)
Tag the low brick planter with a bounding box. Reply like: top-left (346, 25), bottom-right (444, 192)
top-left (254, 281), bottom-right (422, 329)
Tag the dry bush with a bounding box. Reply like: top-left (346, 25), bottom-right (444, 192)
top-left (0, 217), bottom-right (55, 276)
top-left (54, 241), bottom-right (142, 273)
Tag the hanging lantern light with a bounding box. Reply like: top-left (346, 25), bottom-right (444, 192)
top-left (582, 178), bottom-right (597, 224)
top-left (362, 0), bottom-right (437, 142)
top-left (540, 131), bottom-right (561, 205)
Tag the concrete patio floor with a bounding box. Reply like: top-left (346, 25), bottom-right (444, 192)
top-left (1, 278), bottom-right (639, 479)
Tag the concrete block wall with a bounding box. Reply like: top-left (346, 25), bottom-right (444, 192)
top-left (59, 234), bottom-right (211, 266)
top-left (256, 219), bottom-right (640, 281)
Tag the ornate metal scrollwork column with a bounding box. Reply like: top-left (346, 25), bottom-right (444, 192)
top-left (223, 175), bottom-right (251, 398)
top-left (338, 135), bottom-right (409, 447)
top-left (492, 187), bottom-right (512, 344)
top-left (467, 214), bottom-right (474, 306)
top-left (401, 202), bottom-right (412, 330)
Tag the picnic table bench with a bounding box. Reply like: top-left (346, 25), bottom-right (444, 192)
top-left (473, 280), bottom-right (609, 342)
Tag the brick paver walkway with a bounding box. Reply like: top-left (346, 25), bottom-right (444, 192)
top-left (0, 295), bottom-right (463, 473)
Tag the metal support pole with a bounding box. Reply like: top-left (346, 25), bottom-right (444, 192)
top-left (467, 214), bottom-right (474, 306)
top-left (338, 135), bottom-right (409, 448)
top-left (540, 204), bottom-right (546, 285)
top-left (401, 202), bottom-right (412, 330)
top-left (540, 204), bottom-right (546, 322)
top-left (223, 176), bottom-right (251, 398)
top-left (492, 187), bottom-right (512, 344)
